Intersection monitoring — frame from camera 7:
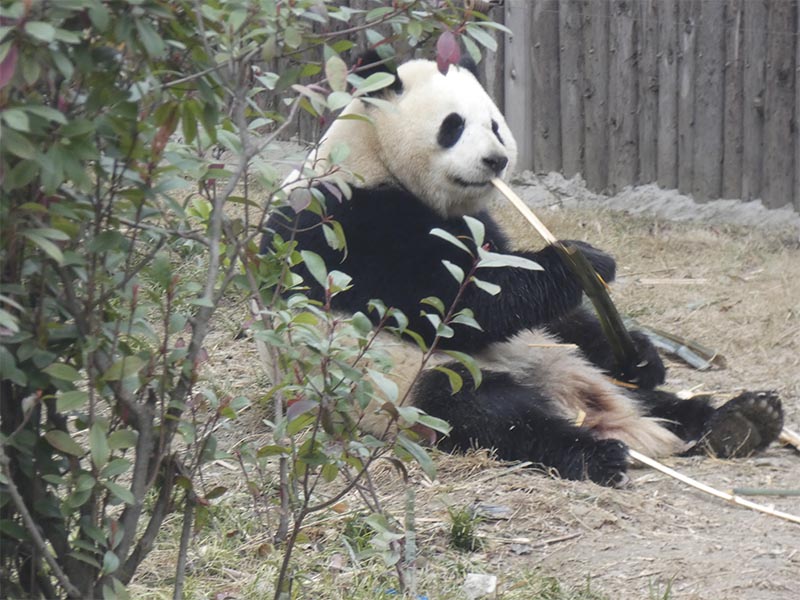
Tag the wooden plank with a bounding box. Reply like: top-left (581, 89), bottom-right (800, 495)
top-left (692, 0), bottom-right (725, 201)
top-left (478, 7), bottom-right (505, 106)
top-left (638, 0), bottom-right (658, 184)
top-left (762, 0), bottom-right (796, 209)
top-left (607, 0), bottom-right (638, 191)
top-left (656, 0), bottom-right (679, 189)
top-left (721, 0), bottom-right (744, 199)
top-left (531, 0), bottom-right (562, 173)
top-left (559, 0), bottom-right (584, 178)
top-left (741, 0), bottom-right (768, 201)
top-left (796, 0), bottom-right (800, 212)
top-left (582, 0), bottom-right (609, 191)
top-left (677, 0), bottom-right (698, 195)
top-left (504, 1), bottom-right (534, 171)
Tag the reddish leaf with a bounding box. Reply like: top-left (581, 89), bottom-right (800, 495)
top-left (0, 44), bottom-right (18, 90)
top-left (436, 30), bottom-right (460, 75)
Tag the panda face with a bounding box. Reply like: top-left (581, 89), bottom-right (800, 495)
top-left (314, 58), bottom-right (517, 218)
top-left (372, 60), bottom-right (517, 217)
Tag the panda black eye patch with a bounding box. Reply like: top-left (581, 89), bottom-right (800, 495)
top-left (491, 119), bottom-right (504, 146)
top-left (438, 112), bottom-right (465, 148)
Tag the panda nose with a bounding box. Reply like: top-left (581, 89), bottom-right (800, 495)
top-left (483, 154), bottom-right (508, 174)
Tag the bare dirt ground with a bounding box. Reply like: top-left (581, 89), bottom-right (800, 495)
top-left (133, 174), bottom-right (799, 599)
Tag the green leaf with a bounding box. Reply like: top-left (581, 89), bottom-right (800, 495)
top-left (44, 430), bottom-right (84, 456)
top-left (472, 277), bottom-right (501, 295)
top-left (43, 362), bottom-right (80, 382)
top-left (368, 369), bottom-right (398, 402)
top-left (353, 72), bottom-right (396, 96)
top-left (1, 128), bottom-right (36, 159)
top-left (103, 356), bottom-right (146, 381)
top-left (430, 228), bottom-right (471, 254)
top-left (100, 458), bottom-right (131, 479)
top-left (416, 413), bottom-right (452, 435)
top-left (21, 231), bottom-right (64, 264)
top-left (90, 422), bottom-right (110, 469)
top-left (477, 251), bottom-right (542, 270)
top-left (107, 429), bottom-right (138, 450)
top-left (325, 55), bottom-right (348, 92)
top-left (300, 250), bottom-right (328, 288)
top-left (443, 350), bottom-right (482, 389)
top-left (102, 481), bottom-right (135, 505)
top-left (56, 390), bottom-right (88, 412)
top-left (463, 216), bottom-right (485, 247)
top-left (24, 21), bottom-right (55, 43)
top-left (441, 260), bottom-right (465, 283)
top-left (135, 19), bottom-right (165, 58)
top-left (327, 91), bottom-right (352, 111)
top-left (397, 435), bottom-right (437, 479)
top-left (101, 550), bottom-right (119, 575)
top-left (433, 366), bottom-right (463, 394)
top-left (466, 23), bottom-right (498, 52)
top-left (2, 108), bottom-right (30, 132)
top-left (420, 296), bottom-right (445, 315)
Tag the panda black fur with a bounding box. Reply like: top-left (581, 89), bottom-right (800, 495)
top-left (263, 54), bottom-right (784, 486)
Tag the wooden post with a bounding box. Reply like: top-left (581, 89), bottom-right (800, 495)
top-left (692, 0), bottom-right (725, 201)
top-left (504, 1), bottom-right (534, 171)
top-left (638, 0), bottom-right (659, 184)
top-left (582, 0), bottom-right (609, 191)
top-left (559, 0), bottom-right (584, 178)
top-left (656, 0), bottom-right (679, 189)
top-left (531, 0), bottom-right (562, 173)
top-left (677, 0), bottom-right (697, 196)
top-left (608, 0), bottom-right (638, 192)
top-left (762, 0), bottom-right (796, 209)
top-left (722, 0), bottom-right (744, 199)
top-left (741, 0), bottom-right (768, 202)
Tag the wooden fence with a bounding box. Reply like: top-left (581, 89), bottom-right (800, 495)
top-left (499, 0), bottom-right (799, 211)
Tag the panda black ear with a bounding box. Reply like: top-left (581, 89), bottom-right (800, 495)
top-left (458, 55), bottom-right (479, 79)
top-left (354, 50), bottom-right (403, 95)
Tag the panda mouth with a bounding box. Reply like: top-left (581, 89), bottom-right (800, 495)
top-left (452, 176), bottom-right (491, 188)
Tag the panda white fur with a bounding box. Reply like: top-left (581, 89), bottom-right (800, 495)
top-left (263, 53), bottom-right (784, 486)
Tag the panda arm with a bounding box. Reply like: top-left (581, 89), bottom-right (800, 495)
top-left (546, 307), bottom-right (667, 389)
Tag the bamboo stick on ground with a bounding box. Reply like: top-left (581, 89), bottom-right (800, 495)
top-left (629, 449), bottom-right (800, 525)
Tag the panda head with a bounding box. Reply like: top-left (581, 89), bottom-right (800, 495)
top-left (317, 55), bottom-right (517, 218)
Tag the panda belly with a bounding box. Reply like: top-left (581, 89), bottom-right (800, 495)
top-left (361, 328), bottom-right (684, 459)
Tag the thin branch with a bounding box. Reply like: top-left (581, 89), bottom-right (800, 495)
top-left (0, 448), bottom-right (82, 599)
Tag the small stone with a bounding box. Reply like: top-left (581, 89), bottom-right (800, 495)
top-left (464, 573), bottom-right (497, 600)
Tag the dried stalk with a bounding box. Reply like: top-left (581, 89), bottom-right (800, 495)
top-left (629, 449), bottom-right (800, 525)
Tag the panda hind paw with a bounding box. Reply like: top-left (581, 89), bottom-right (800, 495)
top-left (702, 391), bottom-right (784, 458)
top-left (586, 439), bottom-right (630, 488)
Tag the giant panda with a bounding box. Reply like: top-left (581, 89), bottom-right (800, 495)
top-left (262, 53), bottom-right (784, 486)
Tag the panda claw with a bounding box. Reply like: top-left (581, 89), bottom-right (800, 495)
top-left (702, 391), bottom-right (784, 458)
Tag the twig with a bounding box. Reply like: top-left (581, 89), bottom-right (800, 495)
top-left (0, 449), bottom-right (82, 599)
top-left (628, 449), bottom-right (800, 525)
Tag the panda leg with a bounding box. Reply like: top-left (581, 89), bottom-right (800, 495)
top-left (634, 389), bottom-right (784, 457)
top-left (412, 365), bottom-right (629, 486)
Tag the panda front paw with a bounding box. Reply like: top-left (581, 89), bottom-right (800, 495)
top-left (560, 240), bottom-right (616, 284)
top-left (585, 439), bottom-right (630, 487)
top-left (618, 330), bottom-right (666, 390)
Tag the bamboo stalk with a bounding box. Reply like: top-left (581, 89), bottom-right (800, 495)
top-left (779, 427), bottom-right (800, 451)
top-left (629, 449), bottom-right (800, 525)
top-left (491, 177), bottom-right (639, 377)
